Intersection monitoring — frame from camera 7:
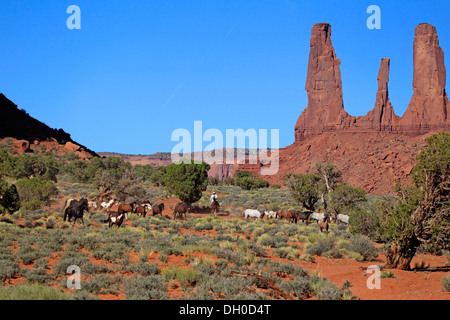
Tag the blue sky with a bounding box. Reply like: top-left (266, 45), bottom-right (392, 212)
top-left (0, 1), bottom-right (449, 154)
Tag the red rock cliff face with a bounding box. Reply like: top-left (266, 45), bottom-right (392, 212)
top-left (294, 23), bottom-right (449, 142)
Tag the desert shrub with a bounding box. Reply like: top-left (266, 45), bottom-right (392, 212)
top-left (21, 268), bottom-right (49, 284)
top-left (162, 267), bottom-right (200, 287)
top-left (306, 235), bottom-right (336, 256)
top-left (314, 279), bottom-right (342, 300)
top-left (0, 259), bottom-right (20, 282)
top-left (54, 252), bottom-right (98, 276)
top-left (0, 283), bottom-right (68, 300)
top-left (123, 275), bottom-right (167, 300)
top-left (17, 245), bottom-right (43, 265)
top-left (441, 276), bottom-right (450, 292)
top-left (257, 234), bottom-right (287, 248)
top-left (91, 243), bottom-right (129, 262)
top-left (349, 235), bottom-right (378, 261)
top-left (380, 271), bottom-right (397, 278)
top-left (349, 205), bottom-right (384, 241)
top-left (188, 284), bottom-right (216, 300)
top-left (280, 277), bottom-right (313, 299)
top-left (207, 275), bottom-right (252, 299)
top-left (83, 274), bottom-right (122, 295)
top-left (273, 247), bottom-right (299, 259)
top-left (133, 262), bottom-right (161, 276)
top-left (268, 261), bottom-right (308, 278)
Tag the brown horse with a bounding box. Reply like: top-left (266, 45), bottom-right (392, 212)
top-left (210, 198), bottom-right (220, 216)
top-left (118, 202), bottom-right (137, 215)
top-left (135, 205), bottom-right (149, 217)
top-left (107, 211), bottom-right (126, 228)
top-left (152, 203), bottom-right (165, 217)
top-left (173, 202), bottom-right (190, 220)
top-left (318, 213), bottom-right (331, 233)
top-left (277, 210), bottom-right (297, 223)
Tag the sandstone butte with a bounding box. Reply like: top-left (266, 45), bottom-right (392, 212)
top-left (237, 22), bottom-right (449, 194)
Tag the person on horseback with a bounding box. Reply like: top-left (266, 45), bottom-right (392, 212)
top-left (210, 192), bottom-right (219, 207)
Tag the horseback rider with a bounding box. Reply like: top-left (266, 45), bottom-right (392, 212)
top-left (210, 192), bottom-right (219, 207)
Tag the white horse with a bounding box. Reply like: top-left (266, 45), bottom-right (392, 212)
top-left (311, 212), bottom-right (333, 222)
top-left (336, 214), bottom-right (349, 224)
top-left (243, 209), bottom-right (267, 221)
top-left (266, 211), bottom-right (278, 219)
top-left (101, 199), bottom-right (117, 210)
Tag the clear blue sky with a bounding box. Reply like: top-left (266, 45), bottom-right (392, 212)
top-left (0, 1), bottom-right (449, 154)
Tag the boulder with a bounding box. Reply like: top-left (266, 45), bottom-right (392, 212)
top-left (12, 139), bottom-right (30, 153)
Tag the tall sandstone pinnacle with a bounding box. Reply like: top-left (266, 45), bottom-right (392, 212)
top-left (400, 23), bottom-right (449, 133)
top-left (294, 23), bottom-right (352, 141)
top-left (294, 22), bottom-right (449, 142)
top-left (364, 57), bottom-right (400, 130)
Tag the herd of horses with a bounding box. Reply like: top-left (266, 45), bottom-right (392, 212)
top-left (63, 197), bottom-right (348, 233)
top-left (242, 209), bottom-right (349, 233)
top-left (63, 198), bottom-right (165, 228)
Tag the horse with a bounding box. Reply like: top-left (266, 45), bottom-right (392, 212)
top-left (152, 203), bottom-right (164, 217)
top-left (243, 209), bottom-right (266, 221)
top-left (310, 212), bottom-right (333, 223)
top-left (266, 211), bottom-right (278, 219)
top-left (296, 211), bottom-right (312, 225)
top-left (107, 211), bottom-right (127, 228)
top-left (336, 214), bottom-right (349, 225)
top-left (118, 202), bottom-right (137, 215)
top-left (64, 198), bottom-right (89, 225)
top-left (173, 202), bottom-right (190, 220)
top-left (318, 213), bottom-right (331, 233)
top-left (135, 205), bottom-right (149, 217)
top-left (210, 198), bottom-right (220, 216)
top-left (88, 201), bottom-right (97, 212)
top-left (100, 199), bottom-right (117, 210)
top-left (63, 198), bottom-right (76, 210)
top-left (277, 210), bottom-right (298, 223)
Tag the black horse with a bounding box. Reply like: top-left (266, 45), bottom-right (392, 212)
top-left (64, 198), bottom-right (89, 225)
top-left (296, 211), bottom-right (312, 225)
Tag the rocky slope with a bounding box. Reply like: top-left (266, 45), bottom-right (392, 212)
top-left (0, 93), bottom-right (98, 159)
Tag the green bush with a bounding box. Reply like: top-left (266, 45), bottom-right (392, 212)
top-left (349, 235), bottom-right (378, 261)
top-left (164, 160), bottom-right (210, 203)
top-left (162, 267), bottom-right (200, 287)
top-left (15, 177), bottom-right (58, 210)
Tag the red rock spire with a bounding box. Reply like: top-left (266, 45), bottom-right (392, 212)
top-left (400, 23), bottom-right (449, 131)
top-left (295, 23), bottom-right (351, 141)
